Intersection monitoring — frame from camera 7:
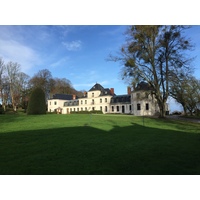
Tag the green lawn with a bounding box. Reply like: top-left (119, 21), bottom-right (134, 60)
top-left (0, 113), bottom-right (200, 175)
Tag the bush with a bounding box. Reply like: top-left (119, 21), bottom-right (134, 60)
top-left (89, 110), bottom-right (103, 114)
top-left (27, 87), bottom-right (46, 115)
top-left (47, 111), bottom-right (56, 114)
top-left (70, 110), bottom-right (103, 114)
top-left (0, 107), bottom-right (5, 114)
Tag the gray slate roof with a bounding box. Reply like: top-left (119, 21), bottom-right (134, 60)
top-left (111, 94), bottom-right (131, 103)
top-left (51, 94), bottom-right (77, 100)
top-left (89, 83), bottom-right (115, 96)
top-left (134, 82), bottom-right (153, 91)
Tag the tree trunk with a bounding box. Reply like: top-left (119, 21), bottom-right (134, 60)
top-left (159, 105), bottom-right (166, 118)
top-left (157, 99), bottom-right (166, 118)
top-left (182, 104), bottom-right (187, 116)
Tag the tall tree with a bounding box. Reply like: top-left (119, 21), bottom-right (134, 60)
top-left (29, 69), bottom-right (53, 101)
top-left (110, 25), bottom-right (193, 117)
top-left (17, 72), bottom-right (30, 111)
top-left (0, 58), bottom-right (5, 107)
top-left (27, 87), bottom-right (46, 115)
top-left (6, 61), bottom-right (21, 111)
top-left (50, 78), bottom-right (73, 95)
top-left (0, 76), bottom-right (10, 111)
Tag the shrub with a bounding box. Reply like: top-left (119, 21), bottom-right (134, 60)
top-left (89, 110), bottom-right (103, 114)
top-left (0, 107), bottom-right (5, 114)
top-left (70, 110), bottom-right (103, 114)
top-left (27, 87), bottom-right (46, 115)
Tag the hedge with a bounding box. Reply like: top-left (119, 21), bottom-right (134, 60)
top-left (70, 110), bottom-right (103, 114)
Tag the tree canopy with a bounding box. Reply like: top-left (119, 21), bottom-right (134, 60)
top-left (0, 58), bottom-right (84, 112)
top-left (110, 25), bottom-right (194, 117)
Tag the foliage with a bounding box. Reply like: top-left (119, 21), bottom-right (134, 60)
top-left (0, 57), bottom-right (84, 112)
top-left (27, 87), bottom-right (46, 115)
top-left (70, 110), bottom-right (103, 114)
top-left (0, 107), bottom-right (5, 114)
top-left (110, 25), bottom-right (193, 117)
top-left (29, 69), bottom-right (53, 101)
top-left (170, 75), bottom-right (200, 115)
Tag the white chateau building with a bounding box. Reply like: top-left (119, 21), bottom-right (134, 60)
top-left (48, 82), bottom-right (169, 116)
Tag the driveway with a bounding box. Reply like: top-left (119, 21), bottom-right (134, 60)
top-left (167, 115), bottom-right (200, 123)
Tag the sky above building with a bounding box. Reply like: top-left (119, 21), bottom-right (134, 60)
top-left (0, 25), bottom-right (200, 111)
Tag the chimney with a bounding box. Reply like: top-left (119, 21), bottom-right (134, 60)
top-left (127, 87), bottom-right (131, 95)
top-left (72, 94), bottom-right (76, 100)
top-left (110, 88), bottom-right (114, 95)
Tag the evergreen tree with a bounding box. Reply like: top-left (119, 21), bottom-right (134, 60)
top-left (27, 87), bottom-right (46, 115)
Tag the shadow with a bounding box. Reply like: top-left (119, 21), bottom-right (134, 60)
top-left (0, 123), bottom-right (200, 175)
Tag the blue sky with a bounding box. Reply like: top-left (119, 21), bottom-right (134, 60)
top-left (0, 0), bottom-right (199, 196)
top-left (0, 25), bottom-right (127, 92)
top-left (0, 25), bottom-right (200, 111)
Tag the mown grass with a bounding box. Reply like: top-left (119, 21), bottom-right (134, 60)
top-left (0, 113), bottom-right (200, 175)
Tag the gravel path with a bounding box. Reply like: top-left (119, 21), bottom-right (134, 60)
top-left (167, 115), bottom-right (200, 123)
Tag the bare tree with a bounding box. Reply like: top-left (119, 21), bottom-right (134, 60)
top-left (170, 73), bottom-right (200, 116)
top-left (6, 61), bottom-right (21, 111)
top-left (50, 78), bottom-right (72, 95)
top-left (29, 69), bottom-right (53, 101)
top-left (0, 58), bottom-right (5, 109)
top-left (109, 25), bottom-right (193, 117)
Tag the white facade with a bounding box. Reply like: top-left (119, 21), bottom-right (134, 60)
top-left (62, 88), bottom-right (113, 114)
top-left (48, 99), bottom-right (67, 113)
top-left (131, 91), bottom-right (160, 116)
top-left (47, 82), bottom-right (169, 116)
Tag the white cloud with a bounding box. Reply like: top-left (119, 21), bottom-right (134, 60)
top-left (62, 40), bottom-right (82, 51)
top-left (50, 57), bottom-right (70, 68)
top-left (0, 39), bottom-right (40, 74)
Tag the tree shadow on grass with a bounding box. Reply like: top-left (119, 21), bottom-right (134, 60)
top-left (0, 123), bottom-right (200, 175)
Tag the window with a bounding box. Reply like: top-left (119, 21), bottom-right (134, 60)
top-left (92, 107), bottom-right (95, 111)
top-left (117, 106), bottom-right (119, 112)
top-left (50, 101), bottom-right (51, 105)
top-left (112, 106), bottom-right (114, 112)
top-left (129, 105), bottom-right (132, 111)
top-left (81, 100), bottom-right (83, 105)
top-left (137, 103), bottom-right (141, 110)
top-left (74, 108), bottom-right (76, 111)
top-left (136, 93), bottom-right (140, 99)
top-left (146, 103), bottom-right (149, 110)
top-left (77, 108), bottom-right (79, 111)
top-left (85, 100), bottom-right (87, 104)
top-left (70, 108), bottom-right (72, 112)
top-left (105, 106), bottom-right (107, 112)
top-left (92, 93), bottom-right (94, 97)
top-left (100, 106), bottom-right (102, 111)
top-left (54, 101), bottom-right (57, 105)
top-left (105, 98), bottom-right (107, 103)
top-left (92, 99), bottom-right (94, 104)
top-left (85, 107), bottom-right (87, 111)
top-left (100, 98), bottom-right (102, 103)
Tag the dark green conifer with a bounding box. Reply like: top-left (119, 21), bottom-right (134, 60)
top-left (27, 87), bottom-right (46, 115)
